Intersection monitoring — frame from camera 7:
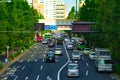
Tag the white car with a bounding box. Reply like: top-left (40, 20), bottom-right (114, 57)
top-left (42, 39), bottom-right (48, 44)
top-left (72, 50), bottom-right (80, 60)
top-left (89, 49), bottom-right (96, 60)
top-left (55, 48), bottom-right (62, 55)
top-left (67, 61), bottom-right (79, 77)
top-left (66, 42), bottom-right (74, 50)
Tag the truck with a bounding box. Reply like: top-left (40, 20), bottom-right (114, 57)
top-left (95, 48), bottom-right (113, 72)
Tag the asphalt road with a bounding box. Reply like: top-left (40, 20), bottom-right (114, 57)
top-left (0, 42), bottom-right (118, 80)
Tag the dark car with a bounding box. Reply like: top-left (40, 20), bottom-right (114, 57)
top-left (48, 41), bottom-right (55, 47)
top-left (45, 51), bottom-right (55, 62)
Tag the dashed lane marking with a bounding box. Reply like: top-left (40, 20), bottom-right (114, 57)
top-left (22, 66), bottom-right (26, 70)
top-left (86, 70), bottom-right (89, 76)
top-left (36, 75), bottom-right (40, 80)
top-left (25, 76), bottom-right (29, 80)
top-left (40, 65), bottom-right (43, 70)
top-left (14, 76), bottom-right (18, 80)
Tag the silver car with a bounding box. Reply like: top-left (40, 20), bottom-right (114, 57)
top-left (55, 48), bottom-right (62, 55)
top-left (42, 39), bottom-right (48, 44)
top-left (67, 61), bottom-right (79, 77)
top-left (89, 49), bottom-right (96, 60)
top-left (72, 50), bottom-right (80, 60)
top-left (66, 42), bottom-right (74, 50)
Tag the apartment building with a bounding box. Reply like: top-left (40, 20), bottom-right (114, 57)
top-left (56, 2), bottom-right (66, 19)
top-left (44, 0), bottom-right (56, 19)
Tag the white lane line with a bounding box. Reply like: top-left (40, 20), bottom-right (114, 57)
top-left (35, 59), bottom-right (37, 62)
top-left (25, 76), bottom-right (29, 80)
top-left (22, 66), bottom-right (26, 70)
top-left (14, 76), bottom-right (18, 80)
top-left (57, 42), bottom-right (70, 80)
top-left (43, 59), bottom-right (44, 62)
top-left (19, 60), bottom-right (24, 63)
top-left (86, 63), bottom-right (89, 67)
top-left (47, 76), bottom-right (52, 80)
top-left (27, 59), bottom-right (30, 62)
top-left (36, 75), bottom-right (40, 80)
top-left (110, 75), bottom-right (115, 79)
top-left (40, 65), bottom-right (43, 70)
top-left (31, 55), bottom-right (33, 57)
top-left (82, 57), bottom-right (84, 60)
top-left (86, 70), bottom-right (89, 76)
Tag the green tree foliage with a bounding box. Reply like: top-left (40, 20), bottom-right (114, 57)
top-left (0, 0), bottom-right (39, 54)
top-left (78, 0), bottom-right (98, 21)
top-left (67, 6), bottom-right (75, 19)
top-left (78, 0), bottom-right (120, 73)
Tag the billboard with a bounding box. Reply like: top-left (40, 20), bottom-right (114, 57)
top-left (45, 25), bottom-right (57, 30)
top-left (34, 23), bottom-right (44, 30)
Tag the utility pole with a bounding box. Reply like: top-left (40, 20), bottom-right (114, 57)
top-left (75, 0), bottom-right (78, 19)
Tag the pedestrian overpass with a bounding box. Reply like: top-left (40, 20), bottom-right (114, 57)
top-left (38, 19), bottom-right (98, 33)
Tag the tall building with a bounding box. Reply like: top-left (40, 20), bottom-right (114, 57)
top-left (56, 2), bottom-right (66, 19)
top-left (44, 0), bottom-right (56, 19)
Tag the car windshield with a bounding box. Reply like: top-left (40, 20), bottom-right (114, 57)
top-left (84, 48), bottom-right (90, 50)
top-left (90, 52), bottom-right (95, 55)
top-left (47, 52), bottom-right (54, 57)
top-left (68, 63), bottom-right (78, 69)
top-left (73, 52), bottom-right (79, 55)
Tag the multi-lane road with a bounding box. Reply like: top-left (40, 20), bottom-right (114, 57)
top-left (0, 43), bottom-right (118, 80)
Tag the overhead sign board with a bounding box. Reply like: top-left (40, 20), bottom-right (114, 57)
top-left (45, 25), bottom-right (57, 30)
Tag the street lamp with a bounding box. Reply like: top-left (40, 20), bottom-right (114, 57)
top-left (6, 45), bottom-right (9, 61)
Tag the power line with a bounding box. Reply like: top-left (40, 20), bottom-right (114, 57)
top-left (0, 31), bottom-right (34, 33)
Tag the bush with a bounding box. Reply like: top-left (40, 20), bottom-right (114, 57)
top-left (115, 63), bottom-right (120, 74)
top-left (0, 62), bottom-right (3, 70)
top-left (24, 44), bottom-right (29, 49)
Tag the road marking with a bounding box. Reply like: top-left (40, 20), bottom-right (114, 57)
top-left (47, 76), bottom-right (52, 80)
top-left (43, 59), bottom-right (44, 62)
top-left (25, 76), bottom-right (29, 80)
top-left (82, 57), bottom-right (84, 60)
top-left (40, 65), bottom-right (43, 70)
top-left (14, 76), bottom-right (18, 80)
top-left (110, 75), bottom-right (115, 79)
top-left (86, 70), bottom-right (89, 76)
top-left (19, 60), bottom-right (24, 63)
top-left (31, 55), bottom-right (33, 57)
top-left (36, 75), bottom-right (40, 80)
top-left (86, 63), bottom-right (89, 67)
top-left (57, 42), bottom-right (70, 80)
top-left (35, 59), bottom-right (37, 62)
top-left (22, 66), bottom-right (26, 70)
top-left (27, 59), bottom-right (30, 62)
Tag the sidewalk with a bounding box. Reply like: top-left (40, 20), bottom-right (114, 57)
top-left (113, 73), bottom-right (120, 80)
top-left (0, 44), bottom-right (35, 75)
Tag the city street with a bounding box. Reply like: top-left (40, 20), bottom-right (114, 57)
top-left (0, 43), bottom-right (117, 80)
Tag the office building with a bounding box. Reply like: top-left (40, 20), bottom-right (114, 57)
top-left (56, 2), bottom-right (66, 19)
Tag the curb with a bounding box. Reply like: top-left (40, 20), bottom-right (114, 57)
top-left (0, 43), bottom-right (36, 75)
top-left (113, 73), bottom-right (120, 80)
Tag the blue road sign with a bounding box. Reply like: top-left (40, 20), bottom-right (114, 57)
top-left (45, 25), bottom-right (57, 30)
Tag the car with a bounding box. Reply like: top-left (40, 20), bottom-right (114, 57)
top-left (83, 48), bottom-right (90, 54)
top-left (89, 49), bottom-right (96, 60)
top-left (45, 51), bottom-right (55, 62)
top-left (55, 47), bottom-right (63, 55)
top-left (72, 50), bottom-right (80, 61)
top-left (48, 41), bottom-right (55, 47)
top-left (66, 42), bottom-right (74, 50)
top-left (42, 39), bottom-right (48, 44)
top-left (67, 61), bottom-right (79, 77)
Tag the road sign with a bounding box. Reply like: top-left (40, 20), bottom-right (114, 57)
top-left (45, 25), bottom-right (57, 30)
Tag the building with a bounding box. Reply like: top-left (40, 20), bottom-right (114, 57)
top-left (44, 0), bottom-right (56, 19)
top-left (56, 2), bottom-right (66, 19)
top-left (79, 0), bottom-right (85, 8)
